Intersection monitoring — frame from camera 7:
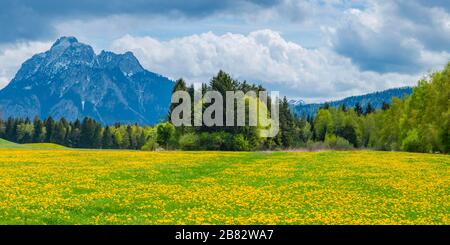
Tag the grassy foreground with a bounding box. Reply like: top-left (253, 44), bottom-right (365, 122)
top-left (0, 146), bottom-right (448, 224)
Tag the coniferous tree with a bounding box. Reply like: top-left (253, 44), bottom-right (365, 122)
top-left (381, 101), bottom-right (390, 111)
top-left (33, 117), bottom-right (46, 143)
top-left (80, 117), bottom-right (96, 148)
top-left (0, 119), bottom-right (4, 138)
top-left (169, 78), bottom-right (188, 122)
top-left (45, 117), bottom-right (56, 142)
top-left (365, 103), bottom-right (375, 115)
top-left (137, 129), bottom-right (147, 149)
top-left (102, 126), bottom-right (114, 149)
top-left (92, 123), bottom-right (103, 148)
top-left (321, 102), bottom-right (330, 110)
top-left (354, 103), bottom-right (363, 116)
top-left (5, 118), bottom-right (17, 141)
top-left (126, 125), bottom-right (135, 149)
top-left (67, 119), bottom-right (81, 147)
top-left (53, 120), bottom-right (67, 145)
top-left (278, 97), bottom-right (296, 148)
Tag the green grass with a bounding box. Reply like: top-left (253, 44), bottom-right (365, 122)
top-left (0, 138), bottom-right (66, 149)
top-left (0, 138), bottom-right (28, 148)
top-left (0, 145), bottom-right (448, 224)
top-left (22, 143), bottom-right (68, 149)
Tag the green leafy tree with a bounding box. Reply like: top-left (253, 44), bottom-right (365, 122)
top-left (16, 123), bottom-right (34, 143)
top-left (401, 129), bottom-right (423, 152)
top-left (314, 109), bottom-right (333, 141)
top-left (156, 122), bottom-right (175, 149)
top-left (113, 130), bottom-right (123, 149)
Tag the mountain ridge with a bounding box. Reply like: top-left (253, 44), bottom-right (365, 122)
top-left (291, 87), bottom-right (413, 117)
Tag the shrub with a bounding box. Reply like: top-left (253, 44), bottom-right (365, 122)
top-left (179, 133), bottom-right (199, 150)
top-left (401, 129), bottom-right (425, 152)
top-left (306, 140), bottom-right (328, 151)
top-left (199, 132), bottom-right (225, 150)
top-left (324, 133), bottom-right (353, 150)
top-left (141, 139), bottom-right (159, 151)
top-left (232, 134), bottom-right (250, 151)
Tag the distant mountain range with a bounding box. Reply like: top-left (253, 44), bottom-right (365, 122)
top-left (290, 87), bottom-right (413, 118)
top-left (0, 37), bottom-right (174, 125)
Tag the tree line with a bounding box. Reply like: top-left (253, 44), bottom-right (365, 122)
top-left (309, 62), bottom-right (449, 153)
top-left (0, 117), bottom-right (152, 149)
top-left (0, 63), bottom-right (448, 153)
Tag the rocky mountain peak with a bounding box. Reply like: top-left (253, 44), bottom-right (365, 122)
top-left (97, 50), bottom-right (144, 76)
top-left (0, 36), bottom-right (174, 125)
top-left (51, 36), bottom-right (79, 48)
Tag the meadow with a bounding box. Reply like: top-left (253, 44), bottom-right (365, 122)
top-left (0, 139), bottom-right (448, 224)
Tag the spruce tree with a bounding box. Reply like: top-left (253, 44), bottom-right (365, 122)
top-left (354, 103), bottom-right (363, 116)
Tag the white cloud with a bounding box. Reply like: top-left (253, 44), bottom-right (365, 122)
top-left (0, 41), bottom-right (52, 89)
top-left (328, 0), bottom-right (450, 73)
top-left (111, 30), bottom-right (421, 102)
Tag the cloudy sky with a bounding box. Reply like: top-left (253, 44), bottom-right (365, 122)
top-left (0, 0), bottom-right (449, 102)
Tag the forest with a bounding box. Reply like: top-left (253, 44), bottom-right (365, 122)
top-left (0, 62), bottom-right (448, 153)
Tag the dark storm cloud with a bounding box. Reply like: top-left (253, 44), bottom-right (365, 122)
top-left (0, 0), bottom-right (281, 43)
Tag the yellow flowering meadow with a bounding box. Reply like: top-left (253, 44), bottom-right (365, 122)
top-left (0, 148), bottom-right (448, 224)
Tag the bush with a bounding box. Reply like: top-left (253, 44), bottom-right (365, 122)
top-left (198, 132), bottom-right (225, 150)
top-left (263, 138), bottom-right (281, 150)
top-left (196, 132), bottom-right (253, 151)
top-left (401, 129), bottom-right (425, 152)
top-left (324, 134), bottom-right (353, 150)
top-left (141, 138), bottom-right (159, 151)
top-left (179, 133), bottom-right (198, 150)
top-left (232, 134), bottom-right (250, 151)
top-left (306, 140), bottom-right (328, 151)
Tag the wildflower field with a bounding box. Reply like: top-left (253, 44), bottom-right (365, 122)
top-left (0, 144), bottom-right (448, 224)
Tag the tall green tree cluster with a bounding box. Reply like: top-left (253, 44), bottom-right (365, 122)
top-left (366, 63), bottom-right (449, 153)
top-left (167, 71), bottom-right (310, 151)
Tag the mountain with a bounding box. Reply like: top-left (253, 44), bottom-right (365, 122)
top-left (0, 37), bottom-right (174, 125)
top-left (291, 87), bottom-right (413, 117)
top-left (288, 99), bottom-right (305, 106)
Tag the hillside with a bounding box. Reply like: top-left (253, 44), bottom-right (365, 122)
top-left (0, 138), bottom-right (24, 148)
top-left (0, 138), bottom-right (66, 149)
top-left (291, 87), bottom-right (413, 117)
